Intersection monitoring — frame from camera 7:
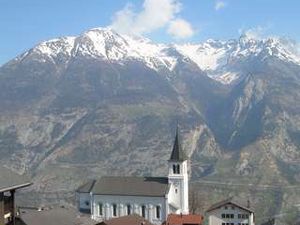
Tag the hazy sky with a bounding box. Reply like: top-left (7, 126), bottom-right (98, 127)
top-left (0, 0), bottom-right (299, 65)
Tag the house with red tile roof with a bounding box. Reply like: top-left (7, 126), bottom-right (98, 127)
top-left (164, 213), bottom-right (204, 225)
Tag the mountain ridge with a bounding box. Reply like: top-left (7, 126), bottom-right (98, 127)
top-left (0, 27), bottom-right (300, 224)
top-left (6, 27), bottom-right (300, 84)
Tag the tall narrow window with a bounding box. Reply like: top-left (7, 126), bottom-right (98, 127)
top-left (173, 164), bottom-right (176, 174)
top-left (141, 205), bottom-right (146, 218)
top-left (112, 204), bottom-right (117, 217)
top-left (156, 206), bottom-right (161, 219)
top-left (127, 204), bottom-right (131, 215)
top-left (176, 164), bottom-right (180, 174)
top-left (98, 203), bottom-right (103, 216)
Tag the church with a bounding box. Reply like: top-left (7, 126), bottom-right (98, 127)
top-left (76, 129), bottom-right (189, 224)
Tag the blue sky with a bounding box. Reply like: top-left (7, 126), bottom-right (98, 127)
top-left (0, 0), bottom-right (299, 65)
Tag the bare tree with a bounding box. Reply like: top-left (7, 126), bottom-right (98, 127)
top-left (189, 187), bottom-right (208, 215)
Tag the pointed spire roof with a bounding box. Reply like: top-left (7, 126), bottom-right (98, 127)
top-left (169, 126), bottom-right (188, 162)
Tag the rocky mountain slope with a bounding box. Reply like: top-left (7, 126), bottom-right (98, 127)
top-left (0, 28), bottom-right (300, 223)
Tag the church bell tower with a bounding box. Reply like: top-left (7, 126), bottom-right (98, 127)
top-left (168, 127), bottom-right (189, 214)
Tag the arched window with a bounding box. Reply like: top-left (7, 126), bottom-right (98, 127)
top-left (98, 203), bottom-right (103, 216)
top-left (112, 204), bottom-right (117, 217)
top-left (127, 204), bottom-right (131, 215)
top-left (141, 205), bottom-right (146, 218)
top-left (156, 205), bottom-right (161, 219)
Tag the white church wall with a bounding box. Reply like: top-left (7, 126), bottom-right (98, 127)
top-left (168, 160), bottom-right (189, 214)
top-left (91, 194), bottom-right (167, 225)
top-left (77, 192), bottom-right (91, 213)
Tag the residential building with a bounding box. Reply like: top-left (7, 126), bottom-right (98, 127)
top-left (0, 166), bottom-right (31, 225)
top-left (164, 213), bottom-right (203, 225)
top-left (206, 198), bottom-right (255, 225)
top-left (97, 214), bottom-right (154, 225)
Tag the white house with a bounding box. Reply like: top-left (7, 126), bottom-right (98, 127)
top-left (76, 128), bottom-right (189, 224)
top-left (206, 198), bottom-right (255, 225)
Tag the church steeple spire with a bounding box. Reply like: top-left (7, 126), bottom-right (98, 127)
top-left (168, 125), bottom-right (189, 214)
top-left (169, 126), bottom-right (187, 162)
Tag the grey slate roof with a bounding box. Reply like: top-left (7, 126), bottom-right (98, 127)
top-left (0, 166), bottom-right (32, 192)
top-left (206, 197), bottom-right (254, 213)
top-left (169, 127), bottom-right (187, 162)
top-left (89, 176), bottom-right (169, 197)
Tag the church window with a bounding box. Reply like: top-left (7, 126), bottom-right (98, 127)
top-left (127, 204), bottom-right (131, 215)
top-left (176, 164), bottom-right (180, 174)
top-left (173, 164), bottom-right (177, 174)
top-left (112, 204), bottom-right (117, 217)
top-left (156, 206), bottom-right (161, 219)
top-left (141, 205), bottom-right (146, 218)
top-left (173, 164), bottom-right (180, 174)
top-left (98, 203), bottom-right (103, 216)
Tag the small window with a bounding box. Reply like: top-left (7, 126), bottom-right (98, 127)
top-left (176, 164), bottom-right (180, 174)
top-left (231, 214), bottom-right (234, 219)
top-left (141, 205), bottom-right (146, 218)
top-left (113, 204), bottom-right (117, 217)
top-left (173, 164), bottom-right (177, 174)
top-left (226, 214), bottom-right (230, 218)
top-left (175, 188), bottom-right (178, 194)
top-left (156, 206), bottom-right (161, 219)
top-left (231, 223), bottom-right (234, 225)
top-left (245, 214), bottom-right (249, 219)
top-left (222, 223), bottom-right (226, 225)
top-left (127, 204), bottom-right (131, 215)
top-left (98, 203), bottom-right (103, 216)
top-left (222, 214), bottom-right (225, 218)
top-left (85, 201), bottom-right (89, 206)
top-left (238, 214), bottom-right (241, 219)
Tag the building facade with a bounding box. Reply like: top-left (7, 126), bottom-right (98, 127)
top-left (0, 166), bottom-right (32, 225)
top-left (206, 198), bottom-right (255, 225)
top-left (77, 128), bottom-right (189, 224)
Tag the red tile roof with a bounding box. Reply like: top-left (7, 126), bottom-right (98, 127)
top-left (97, 214), bottom-right (154, 225)
top-left (165, 214), bottom-right (204, 225)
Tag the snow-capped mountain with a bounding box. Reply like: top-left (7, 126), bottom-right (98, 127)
top-left (1, 27), bottom-right (300, 221)
top-left (13, 27), bottom-right (300, 84)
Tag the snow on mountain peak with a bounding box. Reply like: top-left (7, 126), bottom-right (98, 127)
top-left (18, 27), bottom-right (300, 84)
top-left (34, 36), bottom-right (76, 58)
